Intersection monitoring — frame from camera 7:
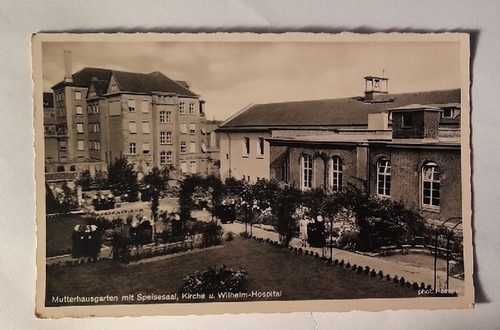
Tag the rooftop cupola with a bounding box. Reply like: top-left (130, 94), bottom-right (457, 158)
top-left (364, 76), bottom-right (388, 102)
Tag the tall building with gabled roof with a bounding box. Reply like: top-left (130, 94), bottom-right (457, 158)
top-left (45, 52), bottom-right (209, 180)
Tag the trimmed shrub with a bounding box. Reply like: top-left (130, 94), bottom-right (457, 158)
top-left (386, 274), bottom-right (391, 281)
top-left (201, 222), bottom-right (223, 247)
top-left (333, 259), bottom-right (339, 266)
top-left (378, 270), bottom-right (384, 279)
top-left (356, 266), bottom-right (363, 274)
top-left (314, 252), bottom-right (320, 259)
top-left (346, 262), bottom-right (351, 269)
top-left (400, 277), bottom-right (406, 286)
top-left (413, 282), bottom-right (420, 290)
top-left (180, 265), bottom-right (248, 295)
top-left (226, 231), bottom-right (234, 241)
top-left (339, 259), bottom-right (345, 267)
top-left (393, 275), bottom-right (399, 283)
top-left (364, 266), bottom-right (370, 275)
top-left (370, 269), bottom-right (377, 277)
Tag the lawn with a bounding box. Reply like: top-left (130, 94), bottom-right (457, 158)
top-left (46, 214), bottom-right (92, 257)
top-left (46, 236), bottom-right (417, 306)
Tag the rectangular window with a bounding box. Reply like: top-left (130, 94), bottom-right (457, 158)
top-left (166, 111), bottom-right (172, 123)
top-left (129, 121), bottom-right (137, 134)
top-left (142, 142), bottom-right (150, 154)
top-left (129, 142), bottom-right (136, 155)
top-left (180, 162), bottom-right (187, 173)
top-left (189, 123), bottom-right (196, 135)
top-left (166, 151), bottom-right (173, 164)
top-left (76, 123), bottom-right (84, 133)
top-left (180, 142), bottom-right (187, 154)
top-left (166, 131), bottom-right (172, 144)
top-left (160, 132), bottom-right (166, 144)
top-left (159, 111), bottom-right (166, 123)
top-left (200, 102), bottom-right (205, 116)
top-left (190, 161), bottom-right (196, 174)
top-left (141, 100), bottom-right (148, 113)
top-left (59, 140), bottom-right (67, 151)
top-left (128, 99), bottom-right (136, 112)
top-left (75, 91), bottom-right (82, 100)
top-left (77, 140), bottom-right (83, 151)
top-left (95, 123), bottom-right (100, 133)
top-left (179, 102), bottom-right (185, 114)
top-left (180, 122), bottom-right (187, 134)
top-left (142, 121), bottom-right (150, 134)
top-left (189, 103), bottom-right (195, 114)
top-left (243, 137), bottom-right (250, 155)
top-left (402, 113), bottom-right (413, 128)
top-left (258, 137), bottom-right (265, 155)
top-left (76, 106), bottom-right (83, 116)
top-left (190, 142), bottom-right (196, 154)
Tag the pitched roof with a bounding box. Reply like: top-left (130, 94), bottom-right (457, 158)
top-left (219, 89), bottom-right (460, 129)
top-left (52, 67), bottom-right (198, 97)
top-left (88, 79), bottom-right (109, 97)
top-left (52, 67), bottom-right (112, 90)
top-left (112, 70), bottom-right (198, 97)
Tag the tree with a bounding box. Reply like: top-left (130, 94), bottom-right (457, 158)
top-left (75, 170), bottom-right (92, 191)
top-left (92, 170), bottom-right (108, 190)
top-left (336, 183), bottom-right (427, 251)
top-left (142, 166), bottom-right (172, 192)
top-left (271, 186), bottom-right (302, 247)
top-left (45, 182), bottom-right (61, 214)
top-left (178, 175), bottom-right (205, 222)
top-left (107, 156), bottom-right (139, 201)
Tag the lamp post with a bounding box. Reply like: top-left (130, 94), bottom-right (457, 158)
top-left (433, 216), bottom-right (462, 294)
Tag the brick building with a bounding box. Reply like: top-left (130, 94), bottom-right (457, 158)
top-left (218, 76), bottom-right (463, 222)
top-left (45, 51), bottom-right (210, 180)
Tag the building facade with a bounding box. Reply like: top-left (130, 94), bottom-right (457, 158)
top-left (218, 77), bottom-right (463, 222)
top-left (45, 51), bottom-right (210, 180)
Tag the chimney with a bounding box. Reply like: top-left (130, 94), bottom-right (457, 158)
top-left (64, 50), bottom-right (73, 83)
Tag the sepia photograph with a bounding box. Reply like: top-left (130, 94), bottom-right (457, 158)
top-left (33, 33), bottom-right (473, 318)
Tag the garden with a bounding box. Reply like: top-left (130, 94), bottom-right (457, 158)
top-left (46, 235), bottom-right (418, 306)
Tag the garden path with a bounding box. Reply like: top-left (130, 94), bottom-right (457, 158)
top-left (222, 222), bottom-right (465, 296)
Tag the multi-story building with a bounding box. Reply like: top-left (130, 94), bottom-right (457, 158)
top-left (44, 51), bottom-right (210, 180)
top-left (217, 76), bottom-right (463, 222)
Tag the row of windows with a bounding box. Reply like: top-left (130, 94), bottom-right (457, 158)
top-left (129, 142), bottom-right (197, 155)
top-left (301, 155), bottom-right (343, 191)
top-left (299, 156), bottom-right (441, 210)
top-left (376, 158), bottom-right (440, 208)
top-left (129, 142), bottom-right (150, 155)
top-left (88, 123), bottom-right (100, 133)
top-left (56, 107), bottom-right (66, 118)
top-left (243, 137), bottom-right (265, 156)
top-left (77, 140), bottom-right (101, 151)
top-left (128, 100), bottom-right (198, 116)
top-left (129, 121), bottom-right (150, 134)
top-left (127, 99), bottom-right (149, 113)
top-left (88, 104), bottom-right (100, 114)
top-left (179, 102), bottom-right (196, 115)
top-left (55, 92), bottom-right (65, 102)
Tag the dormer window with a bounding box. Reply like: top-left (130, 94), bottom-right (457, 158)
top-left (402, 113), bottom-right (413, 128)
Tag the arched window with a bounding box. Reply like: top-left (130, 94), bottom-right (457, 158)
top-left (377, 158), bottom-right (391, 197)
top-left (160, 151), bottom-right (166, 165)
top-left (330, 156), bottom-right (343, 191)
top-left (56, 165), bottom-right (65, 172)
top-left (301, 154), bottom-right (313, 190)
top-left (422, 162), bottom-right (441, 209)
top-left (69, 165), bottom-right (76, 172)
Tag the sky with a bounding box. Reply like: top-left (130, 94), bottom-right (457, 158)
top-left (42, 40), bottom-right (462, 121)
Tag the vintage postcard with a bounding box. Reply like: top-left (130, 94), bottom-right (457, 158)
top-left (33, 33), bottom-right (473, 318)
